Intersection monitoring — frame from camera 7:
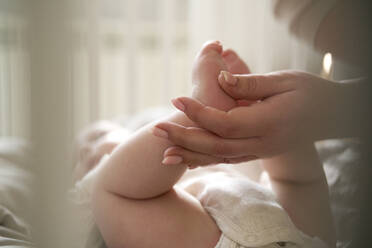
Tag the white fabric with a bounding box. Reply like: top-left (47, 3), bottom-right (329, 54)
top-left (179, 171), bottom-right (328, 248)
top-left (273, 0), bottom-right (339, 46)
top-left (70, 155), bottom-right (110, 248)
top-left (0, 138), bottom-right (33, 246)
top-left (316, 139), bottom-right (362, 248)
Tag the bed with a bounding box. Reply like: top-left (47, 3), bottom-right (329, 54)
top-left (0, 130), bottom-right (363, 248)
top-left (0, 137), bottom-right (33, 247)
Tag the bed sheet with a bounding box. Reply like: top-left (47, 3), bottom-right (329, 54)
top-left (0, 138), bottom-right (33, 247)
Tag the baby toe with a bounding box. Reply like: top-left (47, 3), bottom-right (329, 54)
top-left (222, 49), bottom-right (239, 63)
top-left (222, 49), bottom-right (250, 74)
top-left (199, 40), bottom-right (223, 56)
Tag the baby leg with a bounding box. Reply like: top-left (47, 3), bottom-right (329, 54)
top-left (90, 41), bottom-right (242, 248)
top-left (91, 112), bottom-right (221, 248)
top-left (93, 186), bottom-right (220, 248)
top-left (191, 41), bottom-right (237, 111)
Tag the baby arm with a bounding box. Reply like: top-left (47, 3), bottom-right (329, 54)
top-left (261, 144), bottom-right (336, 248)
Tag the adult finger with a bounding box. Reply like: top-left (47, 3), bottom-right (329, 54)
top-left (162, 146), bottom-right (224, 167)
top-left (163, 146), bottom-right (258, 167)
top-left (171, 97), bottom-right (270, 138)
top-left (218, 71), bottom-right (297, 100)
top-left (153, 122), bottom-right (264, 158)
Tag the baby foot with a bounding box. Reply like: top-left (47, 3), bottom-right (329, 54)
top-left (191, 41), bottom-right (237, 111)
top-left (222, 49), bottom-right (250, 74)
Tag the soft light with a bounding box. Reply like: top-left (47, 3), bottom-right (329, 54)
top-left (323, 52), bottom-right (333, 76)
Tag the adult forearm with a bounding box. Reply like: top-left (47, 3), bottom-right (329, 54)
top-left (261, 144), bottom-right (336, 247)
top-left (268, 177), bottom-right (335, 248)
top-left (261, 144), bottom-right (324, 184)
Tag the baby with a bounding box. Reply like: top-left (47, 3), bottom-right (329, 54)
top-left (76, 41), bottom-right (335, 248)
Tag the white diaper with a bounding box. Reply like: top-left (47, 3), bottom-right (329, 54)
top-left (179, 171), bottom-right (328, 248)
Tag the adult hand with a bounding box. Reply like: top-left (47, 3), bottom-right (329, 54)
top-left (154, 70), bottom-right (359, 167)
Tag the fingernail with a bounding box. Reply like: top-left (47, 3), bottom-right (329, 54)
top-left (221, 71), bottom-right (237, 85)
top-left (222, 71), bottom-right (229, 82)
top-left (151, 127), bottom-right (168, 139)
top-left (218, 72), bottom-right (224, 83)
top-left (171, 98), bottom-right (186, 112)
top-left (162, 156), bottom-right (183, 165)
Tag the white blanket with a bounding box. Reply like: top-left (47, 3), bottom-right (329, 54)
top-left (0, 138), bottom-right (33, 247)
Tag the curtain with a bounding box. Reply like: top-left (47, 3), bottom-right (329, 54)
top-left (0, 1), bottom-right (30, 138)
top-left (0, 0), bottom-right (325, 139)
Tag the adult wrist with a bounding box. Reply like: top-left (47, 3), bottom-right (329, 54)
top-left (262, 143), bottom-right (324, 184)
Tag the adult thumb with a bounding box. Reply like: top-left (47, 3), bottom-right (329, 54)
top-left (218, 71), bottom-right (296, 100)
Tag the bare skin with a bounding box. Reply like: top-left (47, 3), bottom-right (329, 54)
top-left (74, 121), bottom-right (126, 182)
top-left (155, 72), bottom-right (367, 163)
top-left (91, 41), bottom-right (236, 248)
top-left (153, 0), bottom-right (371, 166)
top-left (152, 51), bottom-right (336, 247)
top-left (89, 41), bottom-right (335, 248)
top-left (191, 41), bottom-right (237, 111)
top-left (261, 145), bottom-right (336, 247)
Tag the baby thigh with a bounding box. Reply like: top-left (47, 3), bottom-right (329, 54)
top-left (92, 187), bottom-right (221, 248)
